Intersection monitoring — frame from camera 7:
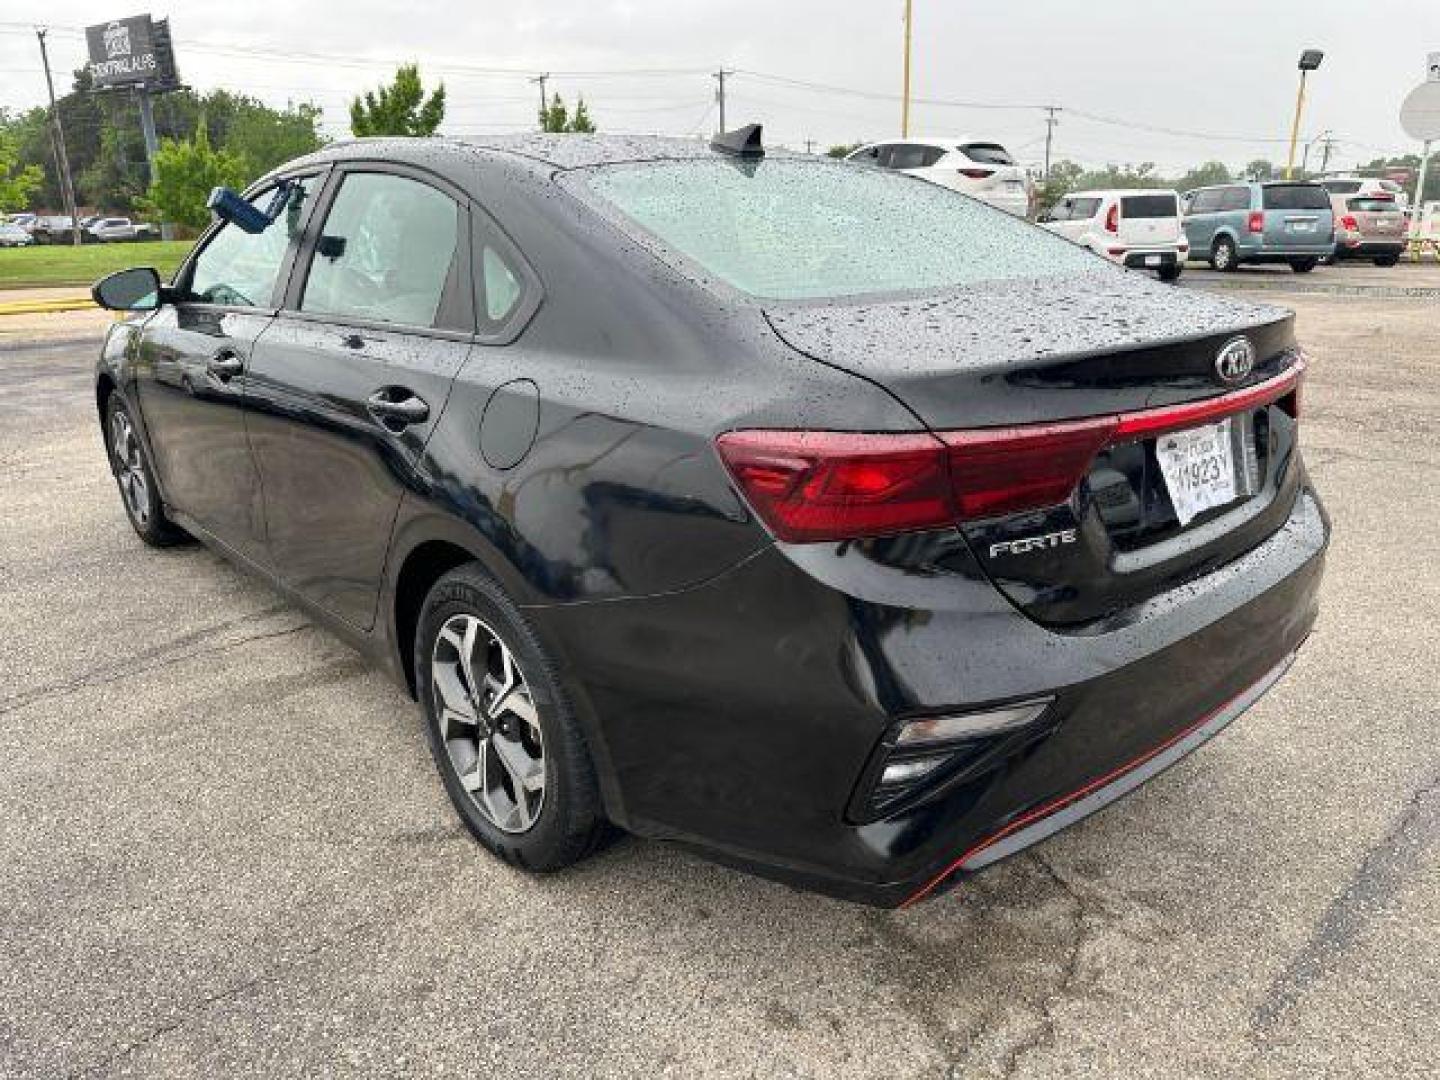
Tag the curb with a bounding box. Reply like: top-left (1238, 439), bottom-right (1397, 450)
top-left (0, 298), bottom-right (98, 316)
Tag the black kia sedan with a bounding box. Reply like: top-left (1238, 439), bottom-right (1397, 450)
top-left (91, 131), bottom-right (1327, 906)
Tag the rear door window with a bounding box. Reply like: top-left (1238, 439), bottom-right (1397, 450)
top-left (187, 177), bottom-right (321, 308)
top-left (1120, 194), bottom-right (1178, 218)
top-left (1219, 187), bottom-right (1252, 212)
top-left (301, 172), bottom-right (461, 328)
top-left (888, 144), bottom-right (943, 170)
top-left (1349, 197), bottom-right (1401, 213)
top-left (1188, 189), bottom-right (1222, 214)
top-left (958, 143), bottom-right (1014, 165)
top-left (1263, 184), bottom-right (1331, 211)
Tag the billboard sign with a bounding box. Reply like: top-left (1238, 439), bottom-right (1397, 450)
top-left (85, 15), bottom-right (179, 90)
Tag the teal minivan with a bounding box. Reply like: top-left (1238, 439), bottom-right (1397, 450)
top-left (1181, 181), bottom-right (1335, 272)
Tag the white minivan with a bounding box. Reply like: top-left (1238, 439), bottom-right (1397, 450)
top-left (845, 138), bottom-right (1032, 217)
top-left (1039, 189), bottom-right (1189, 281)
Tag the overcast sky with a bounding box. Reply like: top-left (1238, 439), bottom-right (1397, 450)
top-left (3, 1), bottom-right (1437, 173)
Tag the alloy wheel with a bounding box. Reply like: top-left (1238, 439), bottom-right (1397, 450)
top-left (109, 410), bottom-right (150, 526)
top-left (430, 614), bottom-right (546, 834)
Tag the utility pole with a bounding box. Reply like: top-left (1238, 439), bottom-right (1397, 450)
top-left (714, 68), bottom-right (730, 133)
top-left (35, 28), bottom-right (81, 246)
top-left (531, 73), bottom-right (549, 129)
top-left (901, 0), bottom-right (914, 137)
top-left (1042, 105), bottom-right (1060, 179)
top-left (804, 139), bottom-right (815, 155)
top-left (1318, 132), bottom-right (1335, 175)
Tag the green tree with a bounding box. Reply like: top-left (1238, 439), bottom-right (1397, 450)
top-left (226, 101), bottom-right (325, 177)
top-left (350, 64), bottom-right (445, 137)
top-left (1035, 159), bottom-right (1084, 211)
top-left (1174, 161), bottom-right (1233, 192)
top-left (140, 118), bottom-right (248, 231)
top-left (0, 123), bottom-right (43, 212)
top-left (826, 143), bottom-right (860, 159)
top-left (1244, 159), bottom-right (1275, 181)
top-left (539, 93), bottom-right (597, 133)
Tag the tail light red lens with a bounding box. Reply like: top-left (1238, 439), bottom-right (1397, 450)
top-left (957, 167), bottom-right (994, 180)
top-left (715, 430), bottom-right (953, 542)
top-left (717, 363), bottom-right (1304, 543)
top-left (1340, 214), bottom-right (1359, 232)
top-left (941, 420), bottom-right (1117, 520)
top-left (1248, 211), bottom-right (1265, 234)
top-left (1104, 203), bottom-right (1120, 233)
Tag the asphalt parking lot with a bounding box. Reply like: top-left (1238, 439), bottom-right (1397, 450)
top-left (1, 265), bottom-right (1436, 1078)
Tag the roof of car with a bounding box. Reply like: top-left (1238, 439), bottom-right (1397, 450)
top-left (856, 137), bottom-right (999, 150)
top-left (294, 133), bottom-right (803, 173)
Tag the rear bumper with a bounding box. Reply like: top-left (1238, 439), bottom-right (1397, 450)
top-left (1336, 240), bottom-right (1405, 258)
top-left (1112, 248), bottom-right (1185, 270)
top-left (537, 485), bottom-right (1328, 906)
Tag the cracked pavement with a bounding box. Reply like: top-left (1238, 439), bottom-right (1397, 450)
top-left (1, 278), bottom-right (1436, 1077)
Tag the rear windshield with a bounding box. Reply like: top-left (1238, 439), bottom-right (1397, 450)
top-left (959, 143), bottom-right (1014, 166)
top-left (582, 159), bottom-right (1095, 301)
top-left (1120, 194), bottom-right (1178, 218)
top-left (1349, 197), bottom-right (1401, 213)
top-left (1264, 184), bottom-right (1331, 210)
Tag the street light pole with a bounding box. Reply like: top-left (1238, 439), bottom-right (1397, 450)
top-left (1285, 49), bottom-right (1325, 179)
top-left (35, 28), bottom-right (81, 247)
top-left (901, 0), bottom-right (913, 137)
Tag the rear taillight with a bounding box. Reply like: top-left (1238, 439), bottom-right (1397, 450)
top-left (1104, 203), bottom-right (1120, 233)
top-left (1340, 214), bottom-right (1359, 232)
top-left (957, 167), bottom-right (994, 180)
top-left (717, 364), bottom-right (1303, 542)
top-left (941, 420), bottom-right (1116, 520)
top-left (715, 431), bottom-right (952, 542)
top-left (1248, 211), bottom-right (1265, 234)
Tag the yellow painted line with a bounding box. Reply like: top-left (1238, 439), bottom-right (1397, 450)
top-left (0, 298), bottom-right (98, 316)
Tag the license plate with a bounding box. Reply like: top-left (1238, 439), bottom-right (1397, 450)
top-left (1144, 255), bottom-right (1162, 266)
top-left (1156, 419), bottom-right (1238, 526)
top-left (1289, 220), bottom-right (1314, 233)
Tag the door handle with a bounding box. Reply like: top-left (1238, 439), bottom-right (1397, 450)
top-left (366, 388), bottom-right (430, 428)
top-left (208, 349), bottom-right (245, 381)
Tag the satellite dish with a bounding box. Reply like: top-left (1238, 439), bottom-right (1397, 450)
top-left (1400, 81), bottom-right (1440, 141)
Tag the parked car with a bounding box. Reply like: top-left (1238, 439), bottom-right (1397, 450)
top-left (1330, 194), bottom-right (1407, 266)
top-left (1319, 175), bottom-right (1409, 214)
top-left (87, 217), bottom-right (157, 242)
top-left (1039, 189), bottom-right (1189, 281)
top-left (0, 221), bottom-right (34, 247)
top-left (845, 138), bottom-right (1031, 216)
top-left (89, 133), bottom-right (1326, 907)
top-left (7, 212), bottom-right (37, 232)
top-left (1182, 181), bottom-right (1335, 272)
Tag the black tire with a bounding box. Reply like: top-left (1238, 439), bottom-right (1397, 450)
top-left (1211, 236), bottom-right (1239, 272)
top-left (1289, 258), bottom-right (1318, 273)
top-left (103, 395), bottom-right (188, 547)
top-left (415, 563), bottom-right (608, 872)
top-left (1374, 256), bottom-right (1399, 268)
top-left (1157, 264), bottom-right (1183, 283)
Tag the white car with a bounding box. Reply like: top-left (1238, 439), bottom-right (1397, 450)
top-left (0, 222), bottom-right (34, 247)
top-left (1039, 189), bottom-right (1189, 282)
top-left (845, 138), bottom-right (1032, 217)
top-left (87, 217), bottom-right (157, 242)
top-left (1319, 176), bottom-right (1409, 214)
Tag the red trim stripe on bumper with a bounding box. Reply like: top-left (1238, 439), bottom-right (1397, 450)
top-left (900, 650), bottom-right (1299, 908)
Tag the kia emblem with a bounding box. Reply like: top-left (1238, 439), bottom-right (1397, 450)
top-left (1215, 337), bottom-right (1256, 384)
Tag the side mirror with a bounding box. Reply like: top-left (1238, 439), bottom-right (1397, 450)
top-left (92, 267), bottom-right (162, 312)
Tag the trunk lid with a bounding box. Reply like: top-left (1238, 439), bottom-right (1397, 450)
top-left (765, 272), bottom-right (1305, 626)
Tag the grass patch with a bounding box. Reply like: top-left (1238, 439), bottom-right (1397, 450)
top-left (0, 241), bottom-right (193, 289)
